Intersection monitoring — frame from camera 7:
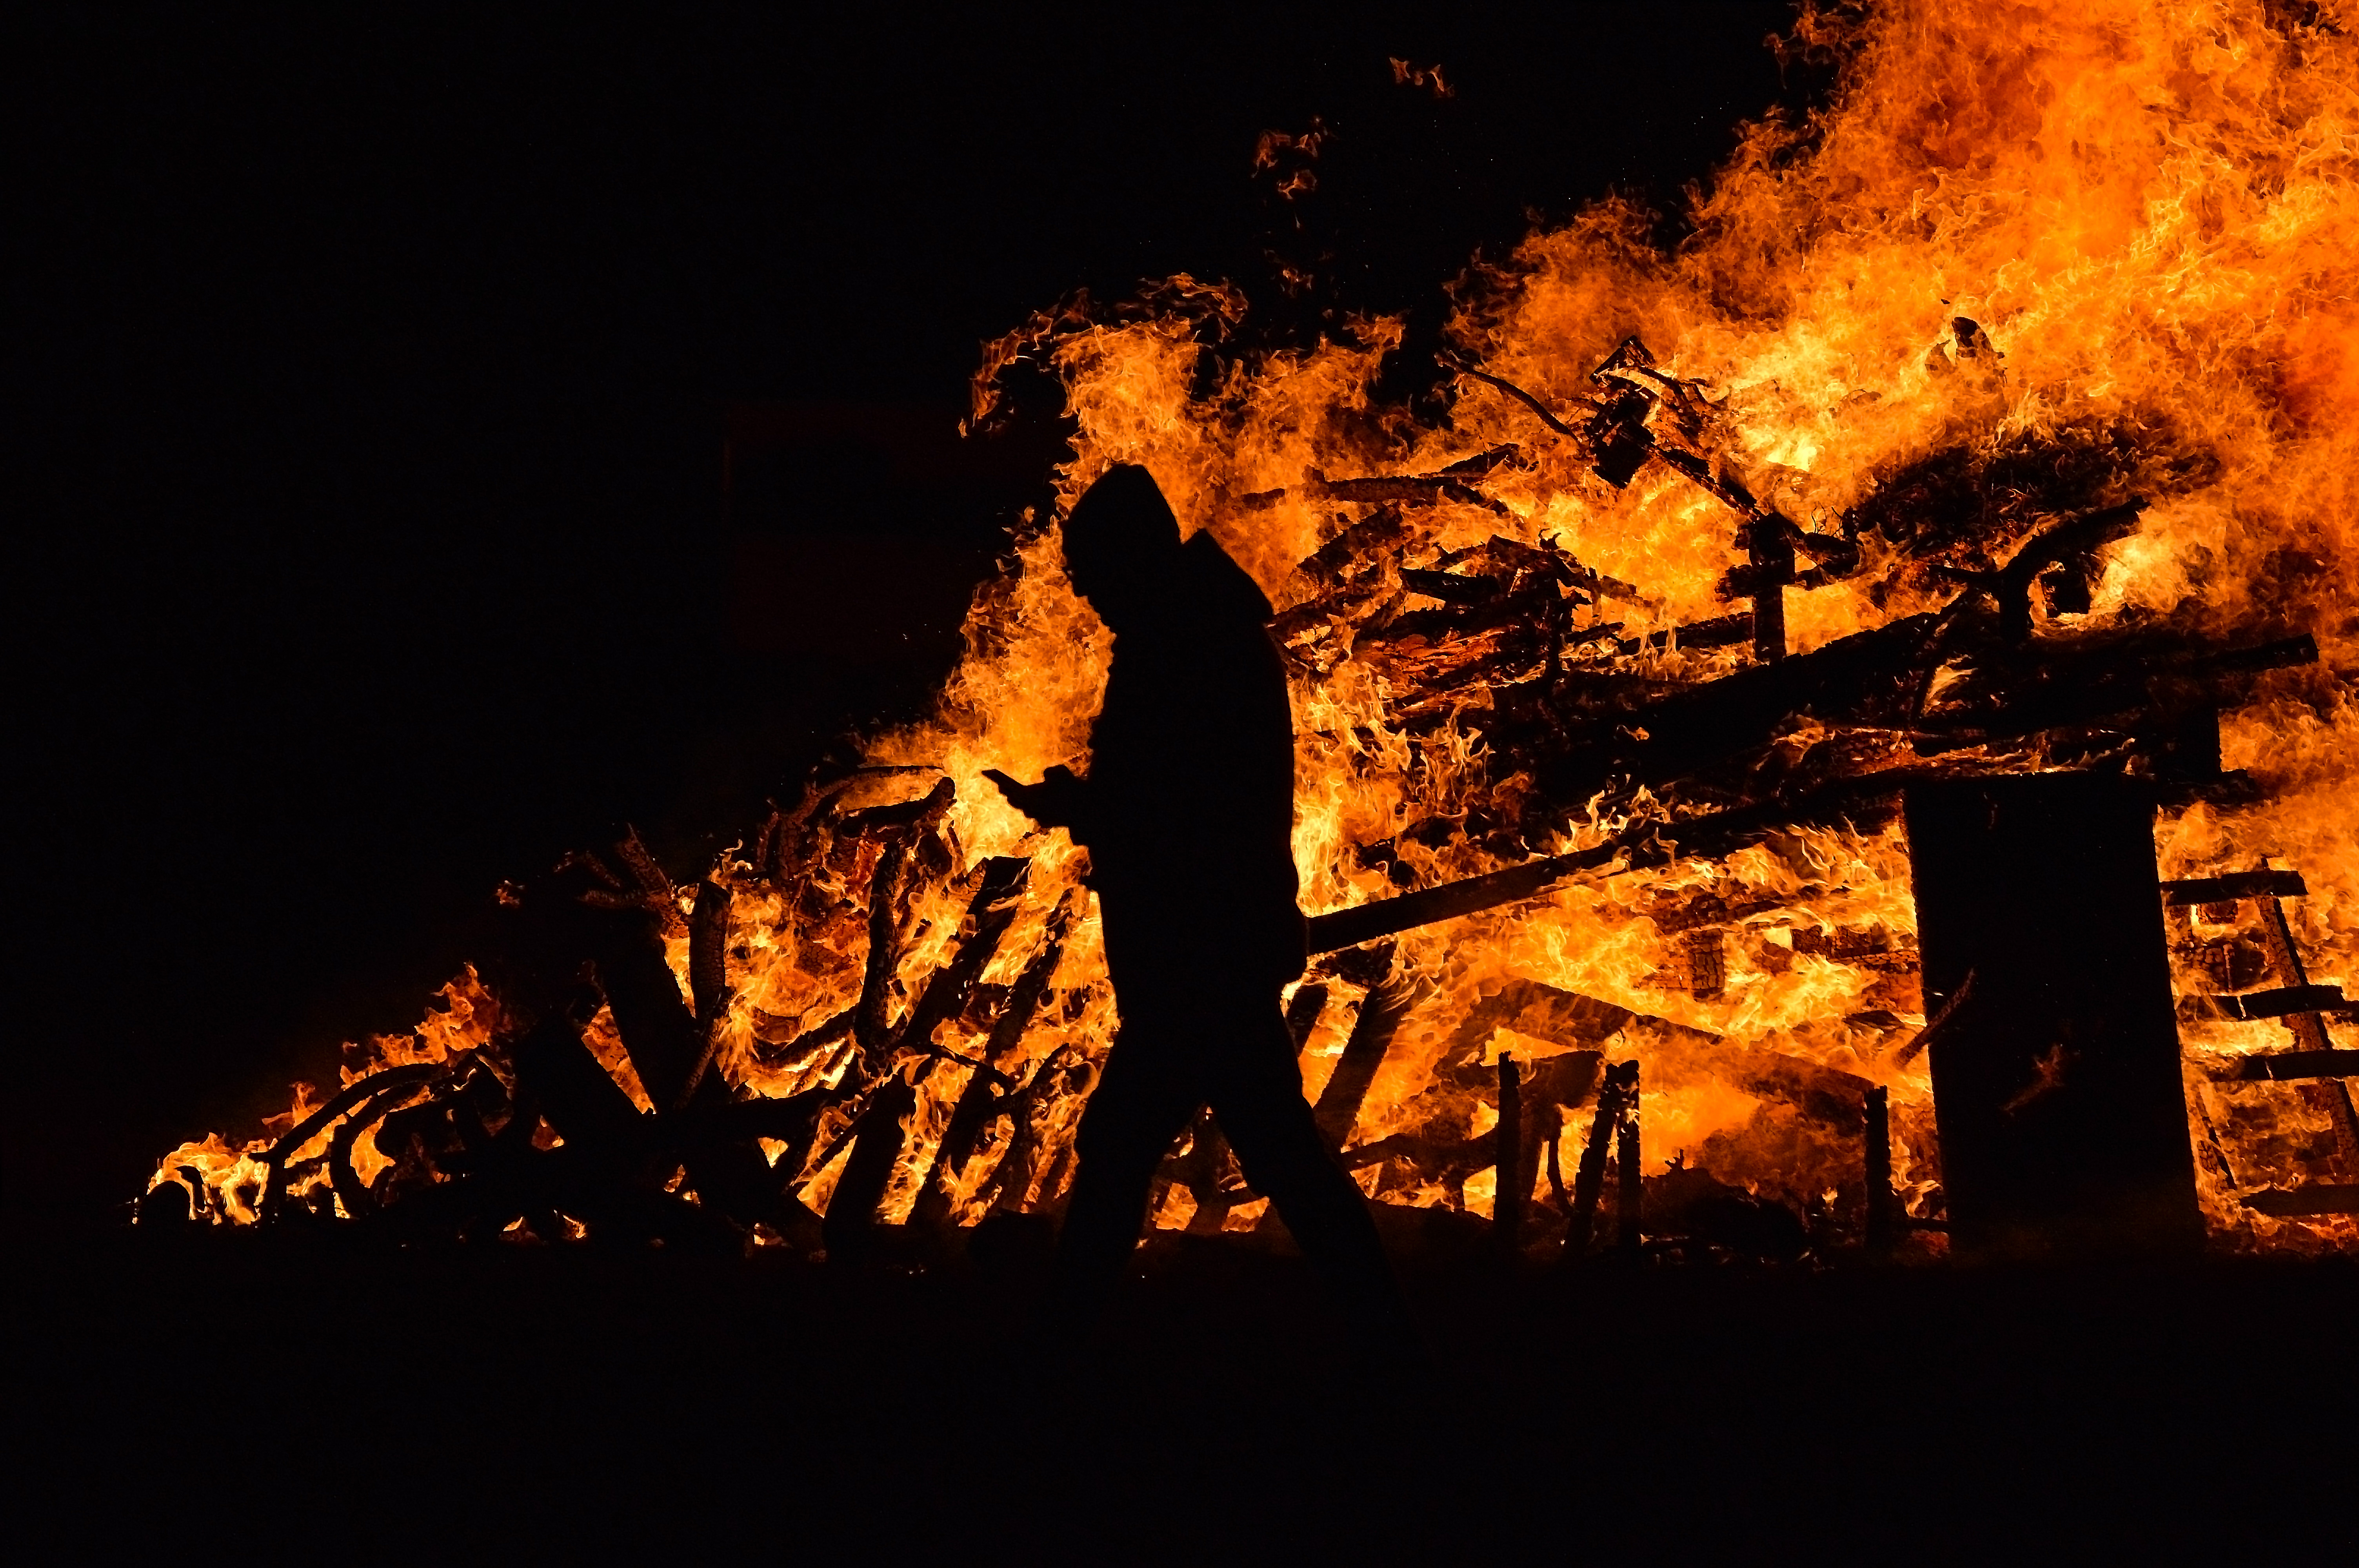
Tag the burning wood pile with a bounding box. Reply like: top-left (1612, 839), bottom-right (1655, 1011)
top-left (149, 0), bottom-right (2359, 1262)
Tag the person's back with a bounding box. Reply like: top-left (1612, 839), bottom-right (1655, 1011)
top-left (1083, 524), bottom-right (1305, 1002)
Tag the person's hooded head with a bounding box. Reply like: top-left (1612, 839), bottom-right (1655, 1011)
top-left (1060, 464), bottom-right (1185, 632)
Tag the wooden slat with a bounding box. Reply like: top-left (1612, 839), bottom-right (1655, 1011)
top-left (2198, 985), bottom-right (2348, 1022)
top-left (2239, 1185), bottom-right (2359, 1217)
top-left (2159, 869), bottom-right (2307, 904)
top-left (2226, 1050), bottom-right (2359, 1082)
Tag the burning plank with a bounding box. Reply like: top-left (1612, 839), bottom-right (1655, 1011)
top-left (1312, 951), bottom-right (1427, 1152)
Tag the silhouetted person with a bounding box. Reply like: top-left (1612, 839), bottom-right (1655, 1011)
top-left (987, 464), bottom-right (1417, 1361)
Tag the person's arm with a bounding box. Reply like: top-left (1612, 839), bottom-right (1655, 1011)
top-left (982, 764), bottom-right (1094, 844)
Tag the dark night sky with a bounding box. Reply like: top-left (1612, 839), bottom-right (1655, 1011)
top-left (15, 4), bottom-right (1819, 1225)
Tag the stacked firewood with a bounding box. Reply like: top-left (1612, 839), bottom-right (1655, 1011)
top-left (146, 333), bottom-right (2321, 1261)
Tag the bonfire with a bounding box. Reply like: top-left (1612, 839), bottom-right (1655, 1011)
top-left (149, 0), bottom-right (2359, 1262)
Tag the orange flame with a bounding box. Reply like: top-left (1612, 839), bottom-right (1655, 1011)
top-left (158, 0), bottom-right (2359, 1255)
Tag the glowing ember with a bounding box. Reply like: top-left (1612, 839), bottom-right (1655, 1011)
top-left (151, 0), bottom-right (2357, 1256)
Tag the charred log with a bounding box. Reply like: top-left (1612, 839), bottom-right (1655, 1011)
top-left (835, 773), bottom-right (955, 836)
top-left (1614, 613), bottom-right (1753, 657)
top-left (511, 1009), bottom-right (649, 1152)
top-left (1518, 612), bottom-right (1938, 809)
top-left (1445, 359), bottom-right (1586, 444)
top-left (1307, 466), bottom-right (1506, 513)
top-left (1638, 1159), bottom-right (1810, 1263)
top-left (2248, 885), bottom-right (2359, 1172)
top-left (1933, 501), bottom-right (2148, 645)
top-left (1565, 1060), bottom-right (1637, 1261)
top-left (1399, 566), bottom-right (1510, 605)
top-left (572, 895), bottom-right (783, 1228)
top-left (2188, 985), bottom-right (2348, 1022)
top-left (2239, 1185), bottom-right (2359, 1217)
top-left (873, 867), bottom-right (1054, 1231)
top-left (1843, 414), bottom-right (2208, 608)
top-left (1428, 977), bottom-right (1626, 1085)
top-left (1864, 1085), bottom-right (1897, 1256)
top-left (670, 878), bottom-right (734, 1112)
top-left (972, 1052), bottom-right (1094, 1218)
top-left (1909, 630), bottom-right (2315, 756)
top-left (1284, 506), bottom-right (1410, 600)
top-left (1495, 1055), bottom-right (1524, 1256)
top-left (2163, 869), bottom-right (2308, 904)
top-left (820, 1073), bottom-right (918, 1262)
top-left (1739, 514), bottom-right (1792, 662)
top-left (327, 1076), bottom-right (450, 1221)
top-left (854, 831), bottom-right (922, 1071)
top-left (610, 823), bottom-right (673, 900)
top-left (1341, 1127), bottom-right (1499, 1207)
top-left (258, 1063), bottom-right (444, 1223)
top-left (1305, 767), bottom-right (1956, 955)
top-left (1308, 841), bottom-right (1630, 954)
top-left (2221, 1050), bottom-right (2359, 1082)
top-left (139, 1179), bottom-right (195, 1228)
top-left (1161, 1109), bottom-right (1243, 1236)
top-left (1312, 955), bottom-right (1426, 1151)
top-left (2253, 889), bottom-right (2337, 1054)
top-left (1616, 1071), bottom-right (1643, 1256)
top-left (591, 911), bottom-right (705, 1116)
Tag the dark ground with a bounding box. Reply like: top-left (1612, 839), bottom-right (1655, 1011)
top-left (15, 1234), bottom-right (2355, 1558)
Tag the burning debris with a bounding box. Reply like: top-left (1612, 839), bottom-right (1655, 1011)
top-left (150, 0), bottom-right (2359, 1263)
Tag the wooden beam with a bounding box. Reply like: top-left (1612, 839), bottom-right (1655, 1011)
top-left (1495, 1055), bottom-right (1524, 1258)
top-left (1904, 774), bottom-right (2203, 1258)
top-left (1312, 962), bottom-right (1427, 1152)
top-left (1616, 1066), bottom-right (1643, 1256)
top-left (1564, 1061), bottom-right (1634, 1263)
top-left (2225, 1050), bottom-right (2359, 1082)
top-left (2161, 870), bottom-right (2307, 905)
top-left (1864, 1084), bottom-right (1897, 1256)
top-left (2239, 1185), bottom-right (2359, 1217)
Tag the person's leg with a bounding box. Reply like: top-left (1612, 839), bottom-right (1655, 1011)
top-left (1206, 1004), bottom-right (1424, 1363)
top-left (1045, 1024), bottom-right (1200, 1332)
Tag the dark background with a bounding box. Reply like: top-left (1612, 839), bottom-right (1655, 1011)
top-left (15, 4), bottom-right (1817, 1227)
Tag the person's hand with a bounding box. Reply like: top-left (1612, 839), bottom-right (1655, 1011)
top-left (983, 765), bottom-right (1089, 835)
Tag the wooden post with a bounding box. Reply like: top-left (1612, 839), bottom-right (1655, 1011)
top-left (1903, 774), bottom-right (2203, 1258)
top-left (1864, 1084), bottom-right (1897, 1256)
top-left (1746, 515), bottom-right (1792, 662)
top-left (1616, 1062), bottom-right (1643, 1256)
top-left (1312, 965), bottom-right (1423, 1152)
top-left (1565, 1060), bottom-right (1634, 1262)
top-left (1495, 1054), bottom-right (1523, 1258)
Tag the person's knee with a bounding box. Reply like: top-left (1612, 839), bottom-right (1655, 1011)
top-left (1225, 1125), bottom-right (1352, 1210)
top-left (1212, 1090), bottom-right (1325, 1168)
top-left (1074, 1102), bottom-right (1170, 1172)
